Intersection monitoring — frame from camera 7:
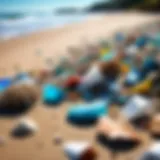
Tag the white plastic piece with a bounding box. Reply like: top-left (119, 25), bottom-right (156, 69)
top-left (63, 141), bottom-right (91, 160)
top-left (122, 95), bottom-right (151, 120)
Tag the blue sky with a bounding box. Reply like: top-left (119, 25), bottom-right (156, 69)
top-left (0, 0), bottom-right (106, 12)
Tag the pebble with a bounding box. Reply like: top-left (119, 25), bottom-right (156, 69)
top-left (11, 118), bottom-right (38, 138)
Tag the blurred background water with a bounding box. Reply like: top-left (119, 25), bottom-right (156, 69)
top-left (0, 11), bottom-right (92, 40)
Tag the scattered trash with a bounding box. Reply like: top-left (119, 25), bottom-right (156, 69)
top-left (1, 20), bottom-right (160, 160)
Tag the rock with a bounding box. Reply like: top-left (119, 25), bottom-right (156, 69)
top-left (11, 118), bottom-right (38, 138)
top-left (63, 141), bottom-right (97, 160)
top-left (67, 100), bottom-right (108, 125)
top-left (43, 84), bottom-right (65, 105)
top-left (0, 84), bottom-right (38, 116)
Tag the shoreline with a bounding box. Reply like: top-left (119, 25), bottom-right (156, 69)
top-left (0, 12), bottom-right (159, 77)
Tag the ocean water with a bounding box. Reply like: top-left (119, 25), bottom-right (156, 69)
top-left (0, 11), bottom-right (92, 40)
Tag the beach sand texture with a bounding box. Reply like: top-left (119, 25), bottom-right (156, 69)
top-left (0, 12), bottom-right (159, 160)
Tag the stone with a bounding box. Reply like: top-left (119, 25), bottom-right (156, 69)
top-left (0, 84), bottom-right (38, 115)
top-left (11, 118), bottom-right (38, 138)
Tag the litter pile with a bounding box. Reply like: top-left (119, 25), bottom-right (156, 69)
top-left (1, 20), bottom-right (160, 160)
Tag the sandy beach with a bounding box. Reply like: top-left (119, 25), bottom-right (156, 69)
top-left (0, 12), bottom-right (159, 160)
top-left (0, 12), bottom-right (159, 76)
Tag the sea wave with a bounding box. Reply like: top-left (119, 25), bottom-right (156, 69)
top-left (0, 12), bottom-right (89, 40)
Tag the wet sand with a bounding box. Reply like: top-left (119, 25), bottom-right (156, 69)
top-left (0, 12), bottom-right (159, 160)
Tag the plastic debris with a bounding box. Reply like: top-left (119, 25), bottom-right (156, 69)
top-left (63, 141), bottom-right (97, 160)
top-left (0, 77), bottom-right (12, 92)
top-left (122, 95), bottom-right (151, 121)
top-left (67, 100), bottom-right (108, 125)
top-left (43, 84), bottom-right (65, 105)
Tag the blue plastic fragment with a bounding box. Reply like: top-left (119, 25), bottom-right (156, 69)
top-left (125, 69), bottom-right (140, 86)
top-left (67, 100), bottom-right (108, 124)
top-left (135, 36), bottom-right (149, 48)
top-left (0, 78), bottom-right (12, 92)
top-left (43, 84), bottom-right (65, 105)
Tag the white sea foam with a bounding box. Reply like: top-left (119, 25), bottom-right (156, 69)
top-left (0, 12), bottom-right (91, 40)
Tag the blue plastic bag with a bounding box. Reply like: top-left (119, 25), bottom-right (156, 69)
top-left (67, 100), bottom-right (108, 125)
top-left (43, 84), bottom-right (65, 105)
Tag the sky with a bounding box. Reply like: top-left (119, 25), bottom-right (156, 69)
top-left (0, 0), bottom-right (106, 12)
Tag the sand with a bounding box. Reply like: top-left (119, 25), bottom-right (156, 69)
top-left (0, 12), bottom-right (159, 160)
